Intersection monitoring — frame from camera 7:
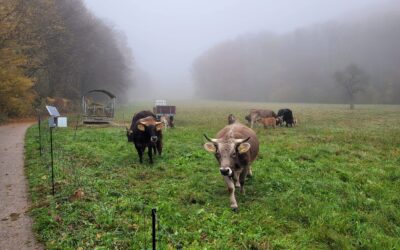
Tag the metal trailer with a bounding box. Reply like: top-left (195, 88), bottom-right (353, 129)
top-left (152, 100), bottom-right (176, 127)
top-left (82, 89), bottom-right (116, 124)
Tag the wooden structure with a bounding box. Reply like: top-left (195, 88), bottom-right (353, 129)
top-left (82, 89), bottom-right (116, 124)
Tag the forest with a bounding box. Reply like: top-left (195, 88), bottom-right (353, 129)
top-left (0, 0), bottom-right (133, 119)
top-left (192, 4), bottom-right (400, 104)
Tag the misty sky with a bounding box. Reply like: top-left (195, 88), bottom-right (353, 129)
top-left (83, 0), bottom-right (386, 98)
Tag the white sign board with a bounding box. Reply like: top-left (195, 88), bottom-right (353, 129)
top-left (57, 117), bottom-right (68, 127)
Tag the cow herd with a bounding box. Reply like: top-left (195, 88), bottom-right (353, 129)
top-left (126, 108), bottom-right (297, 211)
top-left (243, 108), bottom-right (297, 128)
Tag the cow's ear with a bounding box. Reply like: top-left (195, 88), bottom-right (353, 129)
top-left (137, 123), bottom-right (145, 131)
top-left (238, 142), bottom-right (251, 154)
top-left (203, 142), bottom-right (216, 153)
top-left (156, 122), bottom-right (163, 131)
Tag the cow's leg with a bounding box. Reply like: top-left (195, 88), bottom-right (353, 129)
top-left (250, 115), bottom-right (255, 128)
top-left (247, 166), bottom-right (253, 177)
top-left (135, 144), bottom-right (143, 163)
top-left (233, 171), bottom-right (241, 188)
top-left (148, 145), bottom-right (153, 164)
top-left (239, 170), bottom-right (247, 195)
top-left (224, 176), bottom-right (238, 211)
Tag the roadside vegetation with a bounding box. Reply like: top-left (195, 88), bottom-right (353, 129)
top-left (0, 0), bottom-right (132, 120)
top-left (25, 101), bottom-right (400, 249)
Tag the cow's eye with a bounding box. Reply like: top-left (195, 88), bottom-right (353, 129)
top-left (232, 152), bottom-right (237, 157)
top-left (215, 152), bottom-right (221, 158)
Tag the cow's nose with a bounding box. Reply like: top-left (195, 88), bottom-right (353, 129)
top-left (220, 168), bottom-right (230, 176)
top-left (150, 136), bottom-right (158, 142)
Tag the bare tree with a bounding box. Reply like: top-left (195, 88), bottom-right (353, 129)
top-left (334, 64), bottom-right (368, 109)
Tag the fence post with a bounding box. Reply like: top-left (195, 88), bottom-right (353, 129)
top-left (74, 114), bottom-right (79, 140)
top-left (152, 208), bottom-right (157, 250)
top-left (50, 127), bottom-right (55, 195)
top-left (38, 114), bottom-right (42, 156)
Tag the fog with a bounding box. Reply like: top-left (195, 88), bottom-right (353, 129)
top-left (83, 0), bottom-right (393, 102)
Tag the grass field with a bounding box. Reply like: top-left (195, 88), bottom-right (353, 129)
top-left (24, 101), bottom-right (400, 249)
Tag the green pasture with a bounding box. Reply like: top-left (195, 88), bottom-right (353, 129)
top-left (24, 101), bottom-right (400, 249)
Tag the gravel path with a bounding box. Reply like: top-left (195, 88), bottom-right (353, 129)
top-left (0, 122), bottom-right (42, 250)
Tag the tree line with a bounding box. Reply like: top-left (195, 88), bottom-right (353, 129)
top-left (192, 4), bottom-right (400, 105)
top-left (0, 0), bottom-right (133, 119)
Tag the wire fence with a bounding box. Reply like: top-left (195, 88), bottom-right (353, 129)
top-left (35, 115), bottom-right (183, 249)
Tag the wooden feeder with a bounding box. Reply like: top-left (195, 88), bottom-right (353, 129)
top-left (82, 89), bottom-right (116, 124)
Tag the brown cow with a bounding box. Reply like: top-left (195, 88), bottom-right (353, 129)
top-left (204, 122), bottom-right (259, 211)
top-left (261, 117), bottom-right (277, 129)
top-left (246, 109), bottom-right (276, 128)
top-left (160, 115), bottom-right (170, 130)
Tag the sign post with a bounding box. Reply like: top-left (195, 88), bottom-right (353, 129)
top-left (45, 106), bottom-right (60, 195)
top-left (50, 126), bottom-right (55, 195)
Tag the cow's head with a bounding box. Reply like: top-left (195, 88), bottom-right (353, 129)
top-left (126, 127), bottom-right (134, 142)
top-left (203, 134), bottom-right (251, 176)
top-left (244, 115), bottom-right (251, 123)
top-left (137, 116), bottom-right (163, 142)
top-left (160, 115), bottom-right (169, 128)
top-left (228, 114), bottom-right (236, 125)
top-left (276, 116), bottom-right (283, 126)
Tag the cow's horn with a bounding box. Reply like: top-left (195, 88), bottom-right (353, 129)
top-left (204, 134), bottom-right (218, 143)
top-left (234, 137), bottom-right (251, 144)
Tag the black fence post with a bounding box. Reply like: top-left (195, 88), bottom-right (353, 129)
top-left (152, 208), bottom-right (157, 250)
top-left (50, 127), bottom-right (55, 195)
top-left (38, 114), bottom-right (42, 156)
top-left (74, 114), bottom-right (79, 140)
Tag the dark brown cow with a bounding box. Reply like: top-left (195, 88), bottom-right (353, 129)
top-left (277, 108), bottom-right (294, 127)
top-left (126, 111), bottom-right (163, 164)
top-left (204, 122), bottom-right (259, 211)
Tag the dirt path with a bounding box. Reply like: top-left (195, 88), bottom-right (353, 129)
top-left (0, 122), bottom-right (42, 250)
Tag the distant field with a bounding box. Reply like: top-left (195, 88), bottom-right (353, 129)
top-left (25, 101), bottom-right (400, 249)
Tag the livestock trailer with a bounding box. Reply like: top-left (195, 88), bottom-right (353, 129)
top-left (153, 100), bottom-right (176, 127)
top-left (82, 89), bottom-right (116, 124)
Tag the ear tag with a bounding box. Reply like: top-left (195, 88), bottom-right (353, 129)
top-left (238, 142), bottom-right (251, 154)
top-left (204, 142), bottom-right (216, 153)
